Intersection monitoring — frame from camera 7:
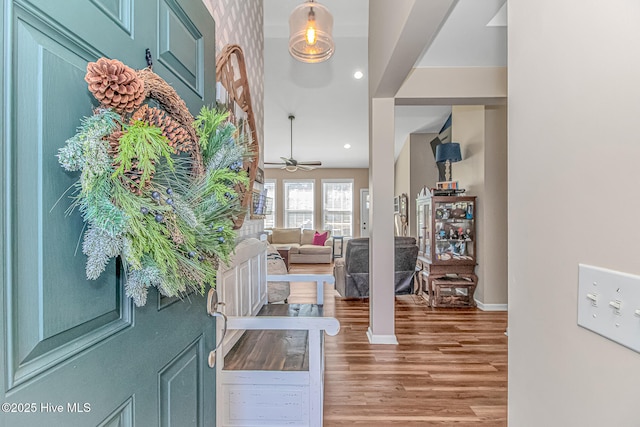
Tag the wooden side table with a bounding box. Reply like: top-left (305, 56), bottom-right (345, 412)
top-left (431, 277), bottom-right (477, 307)
top-left (420, 263), bottom-right (477, 307)
top-left (332, 236), bottom-right (344, 258)
top-left (276, 246), bottom-right (290, 271)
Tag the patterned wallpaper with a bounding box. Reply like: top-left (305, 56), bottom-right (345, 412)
top-left (202, 0), bottom-right (265, 238)
top-left (202, 0), bottom-right (264, 160)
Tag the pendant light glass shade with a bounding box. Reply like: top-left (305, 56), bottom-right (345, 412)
top-left (289, 1), bottom-right (335, 63)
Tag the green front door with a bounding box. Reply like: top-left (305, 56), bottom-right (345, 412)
top-left (1, 1), bottom-right (217, 425)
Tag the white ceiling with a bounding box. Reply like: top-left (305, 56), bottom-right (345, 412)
top-left (262, 0), bottom-right (507, 170)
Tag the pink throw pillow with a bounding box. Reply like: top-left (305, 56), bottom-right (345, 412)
top-left (312, 231), bottom-right (328, 246)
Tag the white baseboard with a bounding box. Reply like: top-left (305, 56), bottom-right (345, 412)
top-left (366, 327), bottom-right (399, 345)
top-left (474, 300), bottom-right (508, 311)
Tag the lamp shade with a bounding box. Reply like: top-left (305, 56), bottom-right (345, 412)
top-left (289, 1), bottom-right (335, 63)
top-left (435, 142), bottom-right (462, 163)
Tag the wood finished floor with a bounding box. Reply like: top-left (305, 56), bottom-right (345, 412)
top-left (287, 262), bottom-right (508, 427)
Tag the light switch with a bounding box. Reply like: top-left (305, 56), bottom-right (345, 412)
top-left (578, 264), bottom-right (640, 353)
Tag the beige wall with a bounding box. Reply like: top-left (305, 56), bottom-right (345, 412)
top-left (394, 133), bottom-right (439, 238)
top-left (483, 105), bottom-right (507, 304)
top-left (410, 133), bottom-right (440, 202)
top-left (396, 67), bottom-right (507, 103)
top-left (509, 1), bottom-right (640, 425)
top-left (263, 168), bottom-right (368, 237)
top-left (452, 106), bottom-right (487, 301)
top-left (394, 136), bottom-right (411, 236)
top-left (452, 105), bottom-right (507, 306)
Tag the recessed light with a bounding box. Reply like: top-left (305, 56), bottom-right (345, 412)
top-left (344, 144), bottom-right (351, 149)
top-left (353, 71), bottom-right (363, 80)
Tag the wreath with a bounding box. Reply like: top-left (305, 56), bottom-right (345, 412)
top-left (57, 58), bottom-right (252, 306)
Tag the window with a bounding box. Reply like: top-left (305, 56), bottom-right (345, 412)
top-left (322, 180), bottom-right (353, 236)
top-left (264, 179), bottom-right (276, 229)
top-left (284, 180), bottom-right (314, 229)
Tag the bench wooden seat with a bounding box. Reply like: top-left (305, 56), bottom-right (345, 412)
top-left (224, 304), bottom-right (323, 371)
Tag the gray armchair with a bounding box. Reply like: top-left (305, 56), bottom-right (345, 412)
top-left (333, 237), bottom-right (418, 298)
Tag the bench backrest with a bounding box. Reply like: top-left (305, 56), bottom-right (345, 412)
top-left (215, 237), bottom-right (268, 362)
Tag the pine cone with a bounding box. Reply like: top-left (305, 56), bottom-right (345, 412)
top-left (131, 105), bottom-right (194, 153)
top-left (107, 129), bottom-right (123, 156)
top-left (120, 160), bottom-right (154, 195)
top-left (85, 58), bottom-right (145, 113)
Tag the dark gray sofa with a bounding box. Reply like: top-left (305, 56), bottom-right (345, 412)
top-left (333, 237), bottom-right (419, 298)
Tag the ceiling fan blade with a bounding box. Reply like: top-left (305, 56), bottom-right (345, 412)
top-left (297, 164), bottom-right (315, 171)
top-left (297, 161), bottom-right (322, 166)
top-left (280, 156), bottom-right (292, 164)
top-left (264, 161), bottom-right (286, 165)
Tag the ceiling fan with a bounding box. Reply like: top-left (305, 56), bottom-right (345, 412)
top-left (265, 115), bottom-right (322, 172)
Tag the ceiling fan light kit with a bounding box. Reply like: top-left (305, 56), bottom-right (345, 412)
top-left (265, 115), bottom-right (322, 172)
top-left (288, 0), bottom-right (335, 63)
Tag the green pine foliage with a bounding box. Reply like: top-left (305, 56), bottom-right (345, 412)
top-left (193, 106), bottom-right (229, 159)
top-left (59, 109), bottom-right (128, 237)
top-left (80, 135), bottom-right (112, 191)
top-left (202, 119), bottom-right (236, 165)
top-left (124, 263), bottom-right (164, 307)
top-left (206, 136), bottom-right (248, 172)
top-left (126, 212), bottom-right (179, 280)
top-left (193, 217), bottom-right (237, 266)
top-left (205, 168), bottom-right (247, 203)
top-left (170, 196), bottom-right (198, 228)
top-left (112, 121), bottom-right (174, 188)
top-left (76, 177), bottom-right (127, 237)
top-left (58, 109), bottom-right (121, 172)
top-left (83, 226), bottom-right (124, 280)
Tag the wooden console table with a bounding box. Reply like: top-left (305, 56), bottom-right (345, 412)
top-left (277, 246), bottom-right (290, 271)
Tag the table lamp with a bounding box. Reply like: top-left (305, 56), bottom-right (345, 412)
top-left (435, 142), bottom-right (462, 181)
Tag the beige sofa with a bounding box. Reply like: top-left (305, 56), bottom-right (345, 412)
top-left (267, 228), bottom-right (333, 264)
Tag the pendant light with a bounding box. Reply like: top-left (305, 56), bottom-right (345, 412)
top-left (288, 0), bottom-right (335, 63)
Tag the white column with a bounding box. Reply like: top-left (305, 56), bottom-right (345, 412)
top-left (367, 97), bottom-right (397, 345)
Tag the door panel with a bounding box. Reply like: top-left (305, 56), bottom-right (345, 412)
top-left (11, 1), bottom-right (129, 391)
top-left (1, 1), bottom-right (217, 426)
top-left (153, 0), bottom-right (216, 107)
top-left (90, 0), bottom-right (133, 35)
top-left (158, 0), bottom-right (204, 95)
top-left (159, 338), bottom-right (205, 427)
top-left (98, 397), bottom-right (134, 427)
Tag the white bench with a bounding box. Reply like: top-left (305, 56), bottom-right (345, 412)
top-left (214, 239), bottom-right (340, 427)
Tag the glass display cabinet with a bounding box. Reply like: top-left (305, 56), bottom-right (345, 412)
top-left (415, 187), bottom-right (477, 307)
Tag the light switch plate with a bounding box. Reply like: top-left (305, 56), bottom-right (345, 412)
top-left (578, 264), bottom-right (640, 353)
